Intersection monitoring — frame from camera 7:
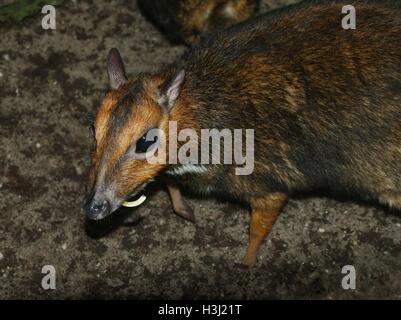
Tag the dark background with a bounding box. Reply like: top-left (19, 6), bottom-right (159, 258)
top-left (0, 0), bottom-right (401, 299)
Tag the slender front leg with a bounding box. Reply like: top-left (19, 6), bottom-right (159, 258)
top-left (242, 192), bottom-right (288, 266)
top-left (165, 179), bottom-right (195, 223)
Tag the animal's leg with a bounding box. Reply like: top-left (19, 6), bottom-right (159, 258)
top-left (242, 192), bottom-right (288, 266)
top-left (378, 190), bottom-right (401, 210)
top-left (165, 179), bottom-right (195, 223)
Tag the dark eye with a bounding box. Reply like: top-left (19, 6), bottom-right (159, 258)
top-left (135, 131), bottom-right (158, 153)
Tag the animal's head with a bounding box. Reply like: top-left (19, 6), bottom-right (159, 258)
top-left (84, 48), bottom-right (189, 220)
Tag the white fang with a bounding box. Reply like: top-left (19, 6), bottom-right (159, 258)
top-left (167, 164), bottom-right (208, 176)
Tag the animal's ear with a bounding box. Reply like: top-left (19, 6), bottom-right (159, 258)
top-left (107, 48), bottom-right (127, 90)
top-left (157, 70), bottom-right (186, 111)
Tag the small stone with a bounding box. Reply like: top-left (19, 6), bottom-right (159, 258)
top-left (74, 164), bottom-right (83, 175)
top-left (61, 243), bottom-right (67, 250)
top-left (3, 54), bottom-right (10, 61)
top-left (36, 142), bottom-right (42, 149)
top-left (318, 228), bottom-right (325, 233)
top-left (396, 223), bottom-right (401, 228)
top-left (0, 71), bottom-right (3, 77)
top-left (0, 252), bottom-right (4, 261)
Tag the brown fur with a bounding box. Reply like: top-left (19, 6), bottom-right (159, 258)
top-left (87, 0), bottom-right (401, 265)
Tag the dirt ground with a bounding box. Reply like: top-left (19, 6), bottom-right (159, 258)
top-left (1, 0), bottom-right (401, 299)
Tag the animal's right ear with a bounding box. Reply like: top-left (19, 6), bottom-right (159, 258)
top-left (157, 70), bottom-right (186, 112)
top-left (107, 48), bottom-right (127, 90)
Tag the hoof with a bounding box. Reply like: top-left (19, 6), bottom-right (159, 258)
top-left (174, 205), bottom-right (196, 223)
top-left (242, 254), bottom-right (257, 267)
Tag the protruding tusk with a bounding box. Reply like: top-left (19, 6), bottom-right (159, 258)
top-left (122, 195), bottom-right (147, 207)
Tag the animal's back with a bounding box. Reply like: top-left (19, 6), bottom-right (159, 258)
top-left (178, 0), bottom-right (401, 204)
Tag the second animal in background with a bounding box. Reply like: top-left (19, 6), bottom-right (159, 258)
top-left (138, 0), bottom-right (261, 45)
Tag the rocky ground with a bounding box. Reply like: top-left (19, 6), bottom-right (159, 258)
top-left (0, 0), bottom-right (401, 299)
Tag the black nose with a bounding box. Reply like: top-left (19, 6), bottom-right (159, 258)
top-left (84, 197), bottom-right (111, 220)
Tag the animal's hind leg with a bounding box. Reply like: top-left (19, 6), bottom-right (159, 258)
top-left (242, 192), bottom-right (288, 266)
top-left (378, 190), bottom-right (401, 210)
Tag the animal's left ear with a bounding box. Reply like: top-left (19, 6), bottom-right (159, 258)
top-left (107, 48), bottom-right (127, 90)
top-left (157, 70), bottom-right (186, 111)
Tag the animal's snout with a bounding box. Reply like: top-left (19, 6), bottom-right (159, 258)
top-left (84, 196), bottom-right (111, 221)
